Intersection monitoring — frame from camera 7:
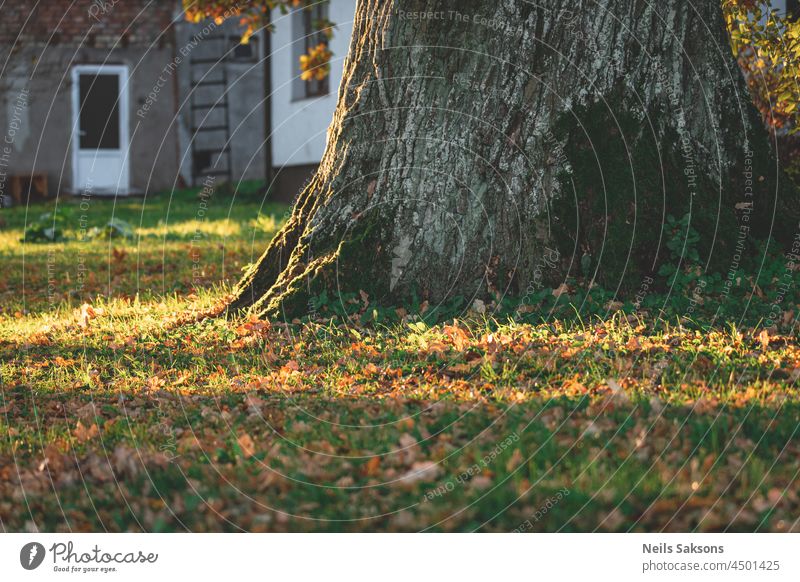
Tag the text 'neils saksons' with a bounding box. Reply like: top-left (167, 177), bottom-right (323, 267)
top-left (643, 543), bottom-right (724, 554)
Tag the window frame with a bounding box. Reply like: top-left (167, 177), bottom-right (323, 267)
top-left (300, 3), bottom-right (329, 99)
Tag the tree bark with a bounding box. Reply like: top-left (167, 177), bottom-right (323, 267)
top-left (230, 0), bottom-right (797, 318)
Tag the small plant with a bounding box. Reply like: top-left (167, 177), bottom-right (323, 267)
top-left (85, 218), bottom-right (135, 241)
top-left (21, 209), bottom-right (72, 243)
top-left (657, 213), bottom-right (702, 290)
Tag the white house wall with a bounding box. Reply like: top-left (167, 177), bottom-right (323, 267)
top-left (771, 0), bottom-right (789, 14)
top-left (269, 1), bottom-right (356, 168)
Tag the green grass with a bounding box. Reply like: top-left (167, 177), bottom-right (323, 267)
top-left (0, 182), bottom-right (285, 314)
top-left (1, 188), bottom-right (799, 532)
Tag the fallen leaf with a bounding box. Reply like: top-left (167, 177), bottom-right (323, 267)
top-left (245, 393), bottom-right (265, 412)
top-left (506, 448), bottom-right (524, 472)
top-left (471, 475), bottom-right (493, 490)
top-left (758, 329), bottom-right (770, 350)
top-left (282, 360), bottom-right (300, 373)
top-left (552, 283), bottom-right (570, 298)
top-left (73, 421), bottom-right (99, 443)
top-left (362, 457), bottom-right (381, 477)
top-left (78, 303), bottom-right (97, 328)
top-left (443, 324), bottom-right (470, 350)
top-left (75, 402), bottom-right (98, 422)
top-left (112, 445), bottom-right (139, 477)
top-left (396, 461), bottom-right (441, 486)
top-left (607, 378), bottom-right (630, 403)
top-left (238, 433), bottom-right (256, 458)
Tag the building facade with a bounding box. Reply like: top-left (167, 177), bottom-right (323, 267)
top-left (267, 0), bottom-right (355, 201)
top-left (0, 1), bottom-right (794, 204)
top-left (775, 0), bottom-right (800, 15)
top-left (0, 0), bottom-right (356, 202)
top-left (0, 1), bottom-right (179, 197)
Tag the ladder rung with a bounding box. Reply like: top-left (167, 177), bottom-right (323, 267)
top-left (192, 147), bottom-right (231, 154)
top-left (190, 57), bottom-right (227, 65)
top-left (192, 126), bottom-right (228, 132)
top-left (196, 169), bottom-right (231, 176)
top-left (191, 102), bottom-right (228, 109)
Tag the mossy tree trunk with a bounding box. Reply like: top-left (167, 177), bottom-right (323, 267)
top-left (230, 0), bottom-right (796, 318)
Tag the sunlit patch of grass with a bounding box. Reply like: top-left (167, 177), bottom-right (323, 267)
top-left (137, 218), bottom-right (246, 239)
top-left (250, 213), bottom-right (283, 234)
top-left (0, 187), bottom-right (288, 314)
top-left (2, 190), bottom-right (800, 532)
top-left (0, 229), bottom-right (20, 250)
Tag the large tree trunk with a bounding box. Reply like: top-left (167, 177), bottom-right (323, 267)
top-left (230, 0), bottom-right (797, 318)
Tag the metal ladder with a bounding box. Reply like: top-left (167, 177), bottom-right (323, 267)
top-left (189, 37), bottom-right (233, 186)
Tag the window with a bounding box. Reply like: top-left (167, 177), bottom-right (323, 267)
top-left (291, 3), bottom-right (329, 99)
top-left (788, 0), bottom-right (800, 18)
top-left (78, 73), bottom-right (120, 149)
top-left (230, 36), bottom-right (258, 62)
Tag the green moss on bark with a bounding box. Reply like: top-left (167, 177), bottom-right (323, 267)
top-left (549, 87), bottom-right (793, 293)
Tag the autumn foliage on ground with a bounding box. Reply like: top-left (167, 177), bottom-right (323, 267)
top-left (1, 191), bottom-right (799, 532)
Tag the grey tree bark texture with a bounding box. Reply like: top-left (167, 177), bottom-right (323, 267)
top-left (230, 0), bottom-right (798, 318)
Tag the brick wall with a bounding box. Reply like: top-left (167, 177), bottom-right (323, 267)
top-left (0, 0), bottom-right (175, 49)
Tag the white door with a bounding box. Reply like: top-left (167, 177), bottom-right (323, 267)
top-left (71, 65), bottom-right (130, 195)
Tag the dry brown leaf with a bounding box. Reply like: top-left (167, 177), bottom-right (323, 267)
top-left (505, 448), bottom-right (524, 472)
top-left (238, 433), bottom-right (256, 458)
top-left (758, 329), bottom-right (770, 350)
top-left (112, 445), bottom-right (139, 477)
top-left (396, 461), bottom-right (441, 486)
top-left (75, 402), bottom-right (98, 422)
top-left (73, 421), bottom-right (99, 443)
top-left (446, 362), bottom-right (474, 375)
top-left (471, 475), bottom-right (493, 490)
top-left (282, 360), bottom-right (300, 373)
top-left (362, 456), bottom-right (381, 477)
top-left (245, 393), bottom-right (265, 412)
top-left (552, 283), bottom-right (570, 297)
top-left (607, 378), bottom-right (630, 403)
top-left (78, 303), bottom-right (97, 329)
top-left (442, 324), bottom-right (470, 350)
top-left (172, 371), bottom-right (191, 386)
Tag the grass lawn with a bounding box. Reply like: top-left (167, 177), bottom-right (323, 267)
top-left (1, 186), bottom-right (799, 532)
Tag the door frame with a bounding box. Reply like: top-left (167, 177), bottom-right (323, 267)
top-left (71, 64), bottom-right (130, 194)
